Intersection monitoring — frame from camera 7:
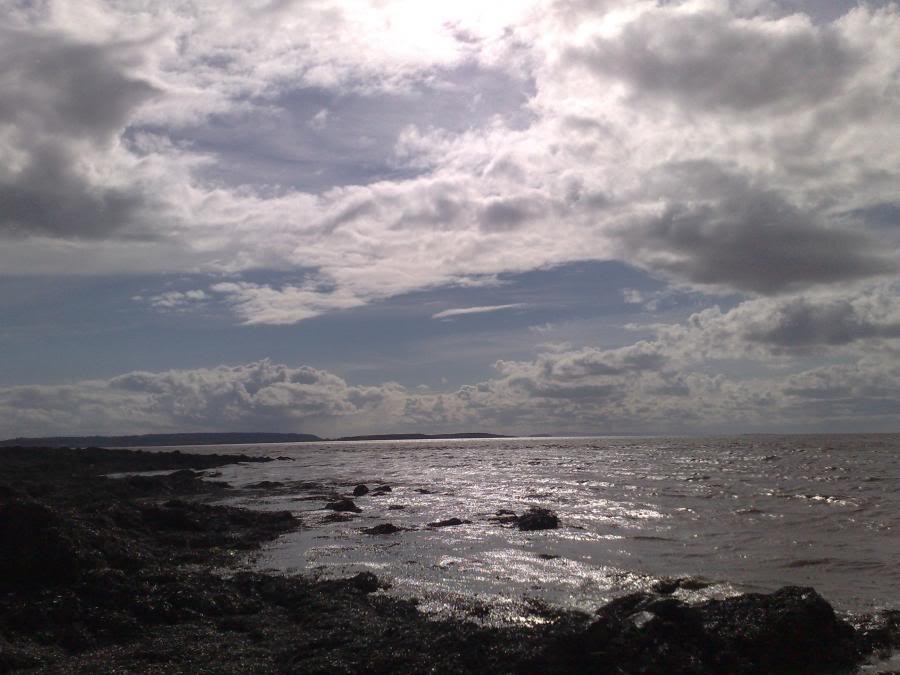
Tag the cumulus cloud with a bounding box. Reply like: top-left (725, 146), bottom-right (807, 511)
top-left (567, 7), bottom-right (862, 113)
top-left (616, 162), bottom-right (896, 294)
top-left (0, 360), bottom-right (406, 438)
top-left (5, 348), bottom-right (898, 439)
top-left (647, 284), bottom-right (900, 360)
top-left (0, 28), bottom-right (163, 239)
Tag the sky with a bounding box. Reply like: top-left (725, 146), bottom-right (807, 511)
top-left (1, 0), bottom-right (899, 438)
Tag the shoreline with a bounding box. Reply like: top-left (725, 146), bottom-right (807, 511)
top-left (1, 446), bottom-right (897, 673)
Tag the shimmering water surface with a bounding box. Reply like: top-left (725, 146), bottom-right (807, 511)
top-left (140, 435), bottom-right (899, 622)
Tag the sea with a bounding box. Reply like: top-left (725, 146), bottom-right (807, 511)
top-left (138, 434), bottom-right (899, 628)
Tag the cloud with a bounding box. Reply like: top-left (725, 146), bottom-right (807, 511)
top-left (0, 360), bottom-right (409, 437)
top-left (4, 328), bottom-right (900, 439)
top-left (146, 289), bottom-right (209, 310)
top-left (209, 281), bottom-right (366, 324)
top-left (432, 303), bottom-right (526, 319)
top-left (0, 28), bottom-right (163, 239)
top-left (0, 0), bottom-right (897, 325)
top-left (567, 7), bottom-right (861, 113)
top-left (648, 284), bottom-right (900, 360)
top-left (615, 162), bottom-right (896, 294)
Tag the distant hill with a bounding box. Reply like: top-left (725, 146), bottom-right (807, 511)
top-left (334, 432), bottom-right (509, 442)
top-left (0, 431), bottom-right (514, 448)
top-left (0, 432), bottom-right (322, 448)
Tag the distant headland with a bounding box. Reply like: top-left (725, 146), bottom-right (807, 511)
top-left (0, 431), bottom-right (510, 448)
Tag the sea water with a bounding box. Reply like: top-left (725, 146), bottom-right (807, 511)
top-left (137, 434), bottom-right (899, 624)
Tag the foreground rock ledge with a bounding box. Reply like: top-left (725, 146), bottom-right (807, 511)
top-left (1, 446), bottom-right (897, 674)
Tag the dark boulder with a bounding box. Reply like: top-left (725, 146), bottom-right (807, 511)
top-left (347, 572), bottom-right (381, 593)
top-left (517, 507), bottom-right (559, 531)
top-left (698, 586), bottom-right (858, 672)
top-left (570, 586), bottom-right (859, 674)
top-left (325, 498), bottom-right (362, 513)
top-left (370, 485), bottom-right (392, 496)
top-left (352, 484), bottom-right (370, 497)
top-left (362, 523), bottom-right (403, 535)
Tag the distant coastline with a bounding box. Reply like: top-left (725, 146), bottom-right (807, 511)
top-left (0, 431), bottom-right (510, 448)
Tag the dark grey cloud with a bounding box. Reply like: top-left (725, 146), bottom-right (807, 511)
top-left (744, 297), bottom-right (900, 348)
top-left (0, 29), bottom-right (158, 140)
top-left (619, 162), bottom-right (896, 294)
top-left (0, 144), bottom-right (148, 239)
top-left (568, 8), bottom-right (861, 113)
top-left (0, 29), bottom-right (160, 239)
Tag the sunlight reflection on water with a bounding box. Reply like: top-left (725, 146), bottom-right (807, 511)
top-left (139, 434), bottom-right (899, 623)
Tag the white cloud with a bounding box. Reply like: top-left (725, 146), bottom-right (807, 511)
top-left (432, 303), bottom-right (526, 319)
top-left (147, 289), bottom-right (209, 310)
top-left (209, 280), bottom-right (366, 324)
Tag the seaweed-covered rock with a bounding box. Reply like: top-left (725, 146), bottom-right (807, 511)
top-left (347, 572), bottom-right (381, 593)
top-left (517, 507), bottom-right (559, 531)
top-left (362, 523), bottom-right (403, 535)
top-left (0, 499), bottom-right (97, 588)
top-left (353, 484), bottom-right (370, 497)
top-left (572, 586), bottom-right (859, 674)
top-left (325, 498), bottom-right (362, 513)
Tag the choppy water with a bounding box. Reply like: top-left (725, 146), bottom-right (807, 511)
top-left (140, 435), bottom-right (899, 623)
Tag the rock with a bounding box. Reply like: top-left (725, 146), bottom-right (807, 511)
top-left (246, 481), bottom-right (283, 489)
top-left (352, 484), bottom-right (370, 497)
top-left (576, 586), bottom-right (859, 674)
top-left (652, 576), bottom-right (713, 594)
top-left (0, 499), bottom-right (95, 588)
top-left (323, 512), bottom-right (353, 523)
top-left (325, 498), bottom-right (362, 513)
top-left (428, 518), bottom-right (471, 528)
top-left (517, 507), bottom-right (559, 531)
top-left (388, 505), bottom-right (406, 510)
top-left (362, 523), bottom-right (403, 535)
top-left (370, 485), bottom-right (392, 496)
top-left (414, 488), bottom-right (432, 494)
top-left (348, 572), bottom-right (381, 593)
top-left (699, 586), bottom-right (857, 671)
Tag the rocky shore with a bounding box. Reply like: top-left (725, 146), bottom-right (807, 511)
top-left (1, 446), bottom-right (897, 674)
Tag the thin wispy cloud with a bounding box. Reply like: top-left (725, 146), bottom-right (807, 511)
top-left (432, 304), bottom-right (527, 320)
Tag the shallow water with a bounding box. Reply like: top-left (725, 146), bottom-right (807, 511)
top-left (138, 434), bottom-right (899, 622)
